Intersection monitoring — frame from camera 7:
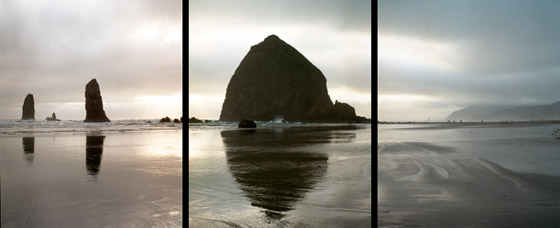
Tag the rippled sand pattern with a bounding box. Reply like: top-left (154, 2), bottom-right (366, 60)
top-left (379, 124), bottom-right (560, 228)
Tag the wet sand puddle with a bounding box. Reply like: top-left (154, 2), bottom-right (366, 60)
top-left (378, 124), bottom-right (560, 228)
top-left (1, 131), bottom-right (182, 227)
top-left (189, 125), bottom-right (371, 227)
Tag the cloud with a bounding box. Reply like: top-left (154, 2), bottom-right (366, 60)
top-left (189, 0), bottom-right (370, 32)
top-left (379, 0), bottom-right (560, 75)
top-left (378, 0), bottom-right (560, 120)
top-left (0, 0), bottom-right (182, 119)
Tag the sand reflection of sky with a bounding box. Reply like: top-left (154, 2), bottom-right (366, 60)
top-left (136, 131), bottom-right (182, 158)
top-left (2, 131), bottom-right (183, 227)
top-left (188, 130), bottom-right (225, 160)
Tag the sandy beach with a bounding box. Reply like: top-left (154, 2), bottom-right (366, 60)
top-left (378, 123), bottom-right (560, 227)
top-left (189, 124), bottom-right (372, 227)
top-left (0, 122), bottom-right (182, 227)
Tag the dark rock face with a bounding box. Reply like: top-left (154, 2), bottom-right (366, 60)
top-left (238, 119), bottom-right (257, 128)
top-left (219, 35), bottom-right (369, 123)
top-left (220, 35), bottom-right (344, 122)
top-left (21, 94), bottom-right (35, 120)
top-left (160, 117), bottom-right (171, 123)
top-left (331, 100), bottom-right (357, 122)
top-left (84, 79), bottom-right (110, 122)
top-left (46, 112), bottom-right (60, 121)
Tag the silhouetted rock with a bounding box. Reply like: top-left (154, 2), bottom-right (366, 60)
top-left (160, 117), bottom-right (171, 123)
top-left (180, 116), bottom-right (183, 122)
top-left (46, 112), bottom-right (60, 121)
top-left (173, 118), bottom-right (181, 123)
top-left (188, 117), bottom-right (202, 123)
top-left (219, 35), bottom-right (362, 123)
top-left (355, 116), bottom-right (371, 123)
top-left (332, 100), bottom-right (356, 121)
top-left (238, 119), bottom-right (256, 128)
top-left (21, 94), bottom-right (35, 120)
top-left (84, 79), bottom-right (110, 122)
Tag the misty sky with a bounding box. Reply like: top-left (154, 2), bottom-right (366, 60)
top-left (0, 0), bottom-right (182, 120)
top-left (189, 0), bottom-right (372, 120)
top-left (379, 0), bottom-right (560, 122)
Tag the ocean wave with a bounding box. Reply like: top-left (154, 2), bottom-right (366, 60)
top-left (0, 119), bottom-right (182, 136)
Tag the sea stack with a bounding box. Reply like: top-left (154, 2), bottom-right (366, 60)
top-left (84, 79), bottom-right (110, 122)
top-left (21, 94), bottom-right (35, 120)
top-left (219, 35), bottom-right (363, 123)
top-left (238, 119), bottom-right (257, 128)
top-left (46, 112), bottom-right (60, 121)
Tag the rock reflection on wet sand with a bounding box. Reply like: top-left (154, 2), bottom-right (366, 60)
top-left (219, 126), bottom-right (366, 223)
top-left (22, 136), bottom-right (34, 165)
top-left (2, 131), bottom-right (182, 227)
top-left (190, 125), bottom-right (371, 227)
top-left (86, 135), bottom-right (105, 179)
top-left (222, 129), bottom-right (329, 221)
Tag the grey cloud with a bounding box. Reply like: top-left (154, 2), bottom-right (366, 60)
top-left (0, 1), bottom-right (182, 119)
top-left (379, 63), bottom-right (560, 108)
top-left (379, 0), bottom-right (560, 76)
top-left (378, 0), bottom-right (560, 119)
top-left (189, 0), bottom-right (370, 32)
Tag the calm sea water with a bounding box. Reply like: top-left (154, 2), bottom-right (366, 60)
top-left (0, 120), bottom-right (182, 227)
top-left (189, 124), bottom-right (372, 228)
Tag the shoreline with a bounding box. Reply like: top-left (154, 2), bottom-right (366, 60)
top-left (379, 120), bottom-right (560, 125)
top-left (379, 121), bottom-right (560, 130)
top-left (0, 119), bottom-right (182, 137)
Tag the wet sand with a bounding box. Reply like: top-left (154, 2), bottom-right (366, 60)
top-left (189, 125), bottom-right (372, 227)
top-left (1, 130), bottom-right (182, 227)
top-left (378, 123), bottom-right (560, 227)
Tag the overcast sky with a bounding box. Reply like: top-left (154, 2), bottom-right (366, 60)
top-left (0, 0), bottom-right (182, 120)
top-left (379, 0), bottom-right (560, 121)
top-left (189, 0), bottom-right (372, 120)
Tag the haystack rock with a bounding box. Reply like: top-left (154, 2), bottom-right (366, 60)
top-left (219, 35), bottom-right (363, 123)
top-left (84, 79), bottom-right (110, 122)
top-left (22, 94), bottom-right (35, 120)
